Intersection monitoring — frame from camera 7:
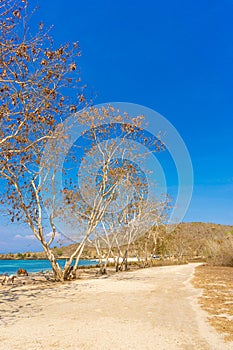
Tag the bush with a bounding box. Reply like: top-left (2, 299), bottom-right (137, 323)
top-left (56, 249), bottom-right (63, 257)
top-left (206, 236), bottom-right (233, 267)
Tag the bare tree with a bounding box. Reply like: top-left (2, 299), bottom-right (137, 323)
top-left (43, 106), bottom-right (165, 278)
top-left (63, 119), bottom-right (168, 272)
top-left (0, 1), bottom-right (169, 281)
top-left (0, 0), bottom-right (85, 280)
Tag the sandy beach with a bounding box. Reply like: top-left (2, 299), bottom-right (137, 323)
top-left (0, 263), bottom-right (232, 350)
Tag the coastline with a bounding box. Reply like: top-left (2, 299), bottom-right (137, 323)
top-left (0, 258), bottom-right (99, 276)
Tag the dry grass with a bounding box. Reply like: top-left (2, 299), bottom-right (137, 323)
top-left (193, 264), bottom-right (233, 342)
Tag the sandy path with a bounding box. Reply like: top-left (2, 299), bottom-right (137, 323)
top-left (0, 263), bottom-right (232, 350)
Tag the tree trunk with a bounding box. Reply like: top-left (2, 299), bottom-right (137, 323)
top-left (42, 243), bottom-right (63, 281)
top-left (120, 249), bottom-right (128, 271)
top-left (115, 255), bottom-right (120, 272)
top-left (125, 255), bottom-right (128, 271)
top-left (144, 241), bottom-right (148, 262)
top-left (74, 242), bottom-right (85, 268)
top-left (102, 248), bottom-right (112, 274)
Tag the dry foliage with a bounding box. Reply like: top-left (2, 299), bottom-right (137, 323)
top-left (193, 265), bottom-right (233, 342)
top-left (0, 2), bottom-right (167, 280)
top-left (0, 0), bottom-right (86, 280)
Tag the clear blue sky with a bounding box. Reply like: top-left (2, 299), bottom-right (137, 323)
top-left (0, 0), bottom-right (233, 252)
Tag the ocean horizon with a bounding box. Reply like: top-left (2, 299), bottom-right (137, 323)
top-left (0, 259), bottom-right (98, 275)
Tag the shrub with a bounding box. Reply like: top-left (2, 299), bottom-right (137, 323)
top-left (206, 236), bottom-right (233, 267)
top-left (56, 249), bottom-right (63, 257)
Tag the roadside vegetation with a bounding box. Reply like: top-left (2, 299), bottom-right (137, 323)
top-left (1, 222), bottom-right (232, 269)
top-left (193, 265), bottom-right (233, 342)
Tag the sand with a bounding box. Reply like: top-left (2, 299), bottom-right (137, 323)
top-left (0, 263), bottom-right (232, 350)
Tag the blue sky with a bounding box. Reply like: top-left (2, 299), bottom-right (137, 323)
top-left (1, 0), bottom-right (233, 252)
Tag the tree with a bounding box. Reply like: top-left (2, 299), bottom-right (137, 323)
top-left (46, 107), bottom-right (167, 276)
top-left (0, 1), bottom-right (169, 281)
top-left (0, 0), bottom-right (85, 280)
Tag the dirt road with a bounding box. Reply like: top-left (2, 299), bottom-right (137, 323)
top-left (0, 263), bottom-right (231, 349)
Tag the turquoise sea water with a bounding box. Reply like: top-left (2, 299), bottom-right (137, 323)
top-left (0, 259), bottom-right (98, 275)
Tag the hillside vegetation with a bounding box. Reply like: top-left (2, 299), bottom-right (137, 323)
top-left (1, 222), bottom-right (233, 267)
